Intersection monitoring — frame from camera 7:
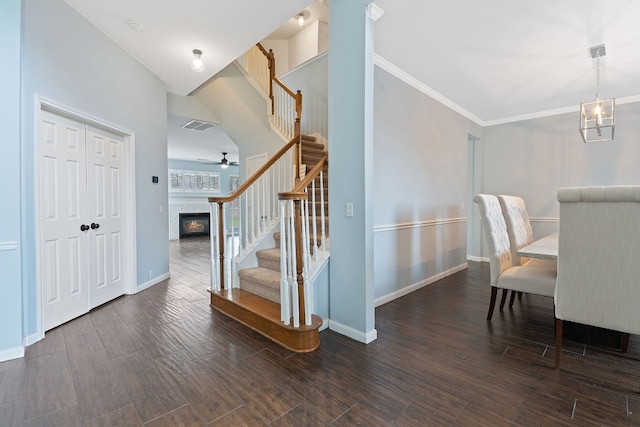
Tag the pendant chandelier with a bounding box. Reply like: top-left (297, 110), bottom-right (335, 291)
top-left (579, 44), bottom-right (615, 143)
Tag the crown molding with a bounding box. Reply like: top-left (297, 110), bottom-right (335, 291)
top-left (374, 54), bottom-right (640, 128)
top-left (374, 54), bottom-right (485, 126)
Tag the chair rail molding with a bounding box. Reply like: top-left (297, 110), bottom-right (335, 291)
top-left (0, 241), bottom-right (19, 251)
top-left (374, 217), bottom-right (466, 233)
top-left (529, 216), bottom-right (559, 223)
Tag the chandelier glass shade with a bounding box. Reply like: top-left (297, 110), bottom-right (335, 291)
top-left (579, 45), bottom-right (615, 143)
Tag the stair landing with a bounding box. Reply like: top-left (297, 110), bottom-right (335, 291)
top-left (209, 288), bottom-right (322, 353)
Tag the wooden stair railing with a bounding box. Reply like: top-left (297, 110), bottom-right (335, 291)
top-left (208, 135), bottom-right (301, 291)
top-left (241, 43), bottom-right (303, 142)
top-left (207, 43), bottom-right (327, 351)
top-left (279, 152), bottom-right (328, 327)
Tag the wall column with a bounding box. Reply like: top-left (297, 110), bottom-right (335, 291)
top-left (328, 0), bottom-right (382, 342)
top-left (0, 0), bottom-right (24, 361)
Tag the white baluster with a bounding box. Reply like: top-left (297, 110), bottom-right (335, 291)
top-left (250, 186), bottom-right (255, 244)
top-left (209, 203), bottom-right (218, 291)
top-left (280, 201), bottom-right (290, 324)
top-left (219, 202), bottom-right (229, 288)
top-left (230, 202), bottom-right (238, 288)
top-left (288, 96), bottom-right (293, 139)
top-left (311, 178), bottom-right (318, 261)
top-left (262, 175), bottom-right (267, 232)
top-left (302, 196), bottom-right (311, 269)
top-left (302, 196), bottom-right (313, 326)
top-left (243, 192), bottom-right (249, 250)
top-left (320, 169), bottom-right (326, 252)
top-left (288, 200), bottom-right (299, 328)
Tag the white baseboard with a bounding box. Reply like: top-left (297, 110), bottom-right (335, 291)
top-left (319, 318), bottom-right (330, 331)
top-left (135, 272), bottom-right (170, 293)
top-left (0, 345), bottom-right (24, 362)
top-left (328, 320), bottom-right (377, 344)
top-left (375, 262), bottom-right (468, 307)
top-left (467, 255), bottom-right (488, 262)
top-left (24, 332), bottom-right (44, 347)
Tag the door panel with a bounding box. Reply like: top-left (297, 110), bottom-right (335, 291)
top-left (86, 126), bottom-right (126, 307)
top-left (40, 111), bottom-right (90, 330)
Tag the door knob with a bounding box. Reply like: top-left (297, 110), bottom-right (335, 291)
top-left (91, 223), bottom-right (100, 229)
top-left (80, 224), bottom-right (90, 231)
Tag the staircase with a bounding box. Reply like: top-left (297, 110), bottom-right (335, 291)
top-left (208, 44), bottom-right (328, 352)
top-left (209, 134), bottom-right (328, 352)
top-left (239, 135), bottom-right (328, 303)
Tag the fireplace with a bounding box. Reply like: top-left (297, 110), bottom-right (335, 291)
top-left (179, 212), bottom-right (210, 238)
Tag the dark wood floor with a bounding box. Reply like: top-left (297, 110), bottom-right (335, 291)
top-left (2, 236), bottom-right (640, 426)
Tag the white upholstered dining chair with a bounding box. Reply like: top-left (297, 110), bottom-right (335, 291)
top-left (555, 186), bottom-right (640, 369)
top-left (498, 195), bottom-right (557, 307)
top-left (498, 195), bottom-right (550, 267)
top-left (474, 194), bottom-right (557, 320)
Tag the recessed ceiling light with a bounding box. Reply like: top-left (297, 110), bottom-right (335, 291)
top-left (126, 20), bottom-right (143, 32)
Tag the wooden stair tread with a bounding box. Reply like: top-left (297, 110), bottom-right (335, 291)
top-left (209, 289), bottom-right (321, 352)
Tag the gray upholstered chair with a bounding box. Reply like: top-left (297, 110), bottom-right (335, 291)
top-left (555, 186), bottom-right (640, 369)
top-left (474, 194), bottom-right (557, 320)
top-left (498, 195), bottom-right (557, 307)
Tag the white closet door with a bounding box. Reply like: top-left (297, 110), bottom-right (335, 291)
top-left (86, 126), bottom-right (126, 307)
top-left (40, 111), bottom-right (90, 330)
top-left (39, 111), bottom-right (128, 330)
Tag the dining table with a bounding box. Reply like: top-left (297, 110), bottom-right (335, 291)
top-left (516, 232), bottom-right (558, 261)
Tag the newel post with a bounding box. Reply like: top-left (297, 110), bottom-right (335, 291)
top-left (294, 90), bottom-right (303, 182)
top-left (268, 49), bottom-right (275, 114)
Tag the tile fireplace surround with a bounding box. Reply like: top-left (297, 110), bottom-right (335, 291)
top-left (169, 199), bottom-right (210, 240)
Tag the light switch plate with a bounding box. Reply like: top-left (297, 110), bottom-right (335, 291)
top-left (345, 203), bottom-right (354, 218)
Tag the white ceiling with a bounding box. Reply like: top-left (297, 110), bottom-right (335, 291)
top-left (167, 114), bottom-right (238, 164)
top-left (63, 0), bottom-right (314, 96)
top-left (65, 0), bottom-right (640, 159)
top-left (375, 0), bottom-right (640, 125)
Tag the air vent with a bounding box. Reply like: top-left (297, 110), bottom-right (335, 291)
top-left (181, 119), bottom-right (217, 131)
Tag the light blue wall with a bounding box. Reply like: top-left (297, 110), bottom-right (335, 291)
top-left (0, 0), bottom-right (24, 357)
top-left (281, 49), bottom-right (481, 304)
top-left (193, 63), bottom-right (284, 183)
top-left (373, 67), bottom-right (482, 301)
top-left (21, 0), bottom-right (169, 340)
top-left (328, 0), bottom-right (376, 342)
top-left (280, 53), bottom-right (328, 138)
top-left (476, 101), bottom-right (640, 258)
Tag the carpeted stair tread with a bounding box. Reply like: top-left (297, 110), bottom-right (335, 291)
top-left (238, 267), bottom-right (281, 303)
top-left (256, 248), bottom-right (282, 271)
top-left (301, 141), bottom-right (325, 152)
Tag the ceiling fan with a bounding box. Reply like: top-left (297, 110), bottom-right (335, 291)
top-left (196, 152), bottom-right (239, 168)
top-left (217, 152), bottom-right (239, 169)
